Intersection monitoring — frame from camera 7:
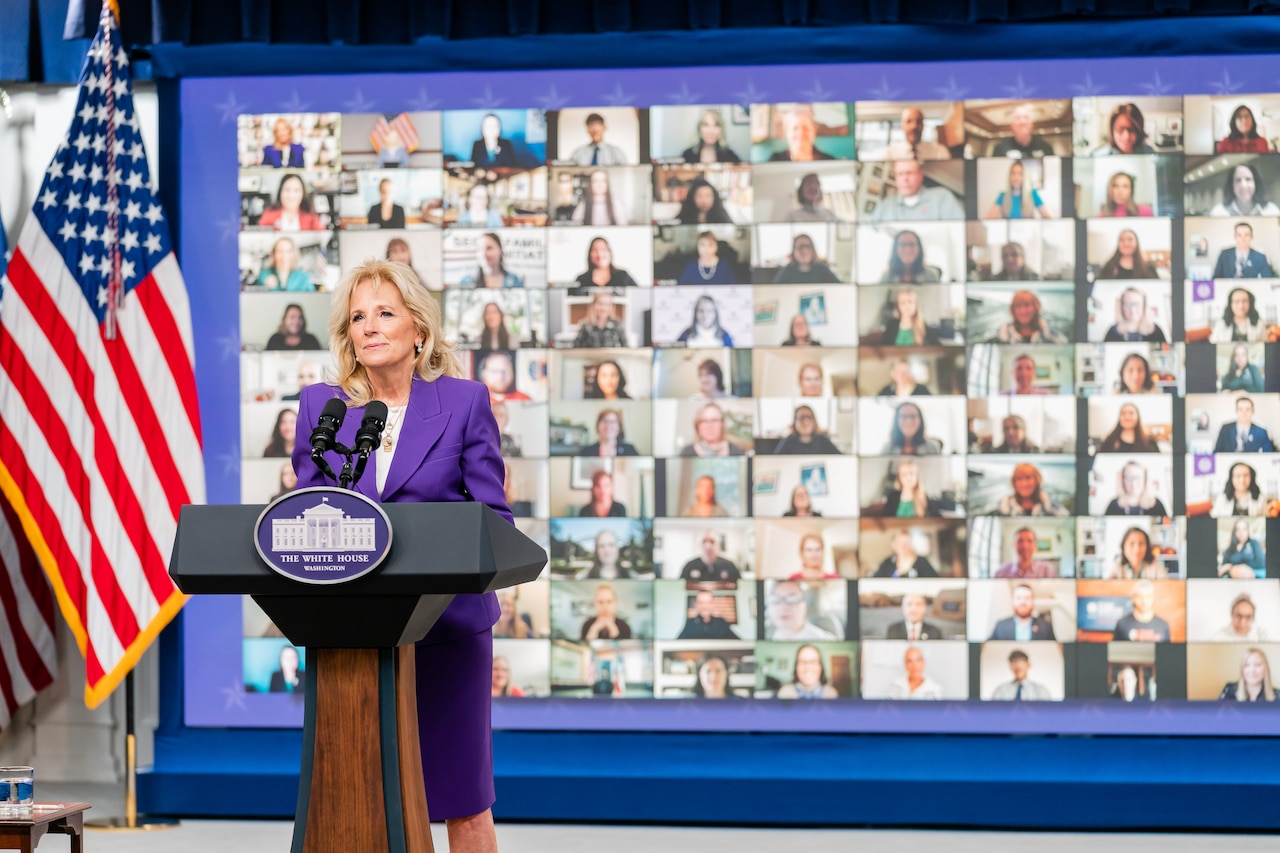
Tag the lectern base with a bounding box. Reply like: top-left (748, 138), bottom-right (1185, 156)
top-left (292, 645), bottom-right (433, 853)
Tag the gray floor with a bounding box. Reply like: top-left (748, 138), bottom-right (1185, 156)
top-left (5, 783), bottom-right (1275, 852)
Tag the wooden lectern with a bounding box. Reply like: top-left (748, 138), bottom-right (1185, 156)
top-left (169, 502), bottom-right (546, 853)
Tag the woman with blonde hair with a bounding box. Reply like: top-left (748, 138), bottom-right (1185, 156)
top-left (882, 459), bottom-right (942, 517)
top-left (1219, 648), bottom-right (1277, 702)
top-left (992, 290), bottom-right (1068, 344)
top-left (1096, 172), bottom-right (1153, 218)
top-left (290, 258), bottom-right (509, 847)
top-left (985, 160), bottom-right (1045, 219)
top-left (996, 463), bottom-right (1067, 516)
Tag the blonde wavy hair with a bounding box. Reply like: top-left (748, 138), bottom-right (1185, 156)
top-left (328, 259), bottom-right (463, 406)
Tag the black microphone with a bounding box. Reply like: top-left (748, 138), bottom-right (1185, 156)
top-left (350, 401), bottom-right (389, 487)
top-left (310, 398), bottom-right (347, 455)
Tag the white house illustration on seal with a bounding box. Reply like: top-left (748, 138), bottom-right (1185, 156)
top-left (271, 497), bottom-right (377, 552)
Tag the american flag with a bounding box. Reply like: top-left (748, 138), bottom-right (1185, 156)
top-left (0, 202), bottom-right (58, 731)
top-left (370, 112), bottom-right (420, 154)
top-left (0, 7), bottom-right (204, 709)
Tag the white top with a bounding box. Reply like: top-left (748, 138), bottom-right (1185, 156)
top-left (375, 405), bottom-right (408, 497)
top-left (886, 675), bottom-right (944, 700)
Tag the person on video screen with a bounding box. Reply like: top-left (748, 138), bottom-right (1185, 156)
top-left (491, 656), bottom-right (525, 697)
top-left (1210, 163), bottom-right (1280, 217)
top-left (766, 581), bottom-right (838, 641)
top-left (265, 303), bottom-right (323, 351)
top-left (259, 174), bottom-right (323, 231)
top-left (580, 409), bottom-right (639, 458)
top-left (985, 161), bottom-right (1045, 220)
top-left (776, 644), bottom-right (839, 699)
top-left (1107, 526), bottom-right (1168, 580)
top-left (366, 178), bottom-right (407, 229)
top-left (887, 646), bottom-right (943, 700)
top-left (456, 183), bottom-right (505, 228)
top-left (1212, 593), bottom-right (1272, 642)
top-left (257, 238), bottom-right (316, 293)
top-left (1111, 580), bottom-right (1171, 642)
top-left (769, 109), bottom-right (835, 162)
top-left (873, 529), bottom-right (939, 578)
top-left (878, 358), bottom-right (931, 397)
top-left (782, 313), bottom-right (822, 347)
top-left (1103, 284), bottom-right (1167, 342)
top-left (261, 117), bottom-right (306, 168)
top-left (992, 104), bottom-right (1055, 159)
top-left (693, 655), bottom-right (734, 698)
top-left (1214, 396), bottom-right (1274, 452)
top-left (1091, 104), bottom-right (1154, 156)
top-left (786, 174), bottom-right (841, 223)
top-left (677, 177), bottom-right (734, 225)
top-left (579, 470), bottom-right (627, 518)
top-left (1215, 223), bottom-right (1275, 279)
top-left (886, 592), bottom-right (943, 640)
top-left (460, 233), bottom-right (523, 289)
top-left (268, 645), bottom-right (304, 692)
top-left (992, 415), bottom-right (1040, 454)
top-left (773, 405), bottom-right (841, 455)
top-left (682, 109), bottom-right (742, 164)
top-left (991, 289), bottom-right (1067, 344)
top-left (989, 244), bottom-right (1042, 283)
top-left (874, 159), bottom-right (963, 222)
top-left (996, 463), bottom-right (1067, 517)
top-left (1218, 647), bottom-right (1277, 702)
top-left (680, 530), bottom-right (741, 581)
top-left (1096, 172), bottom-right (1152, 218)
top-left (989, 583), bottom-right (1056, 640)
top-left (470, 114), bottom-right (522, 169)
top-left (1104, 460), bottom-right (1168, 518)
top-left (575, 237), bottom-right (639, 290)
top-left (774, 234), bottom-right (840, 283)
top-left (1220, 519), bottom-right (1266, 579)
top-left (1212, 287), bottom-right (1268, 344)
top-left (580, 583), bottom-right (633, 640)
top-left (678, 590), bottom-right (740, 640)
top-left (580, 530), bottom-right (635, 580)
top-left (995, 527), bottom-right (1056, 578)
top-left (784, 484), bottom-right (823, 518)
top-left (1214, 461), bottom-right (1267, 517)
top-left (573, 290), bottom-right (629, 349)
top-left (568, 113), bottom-right (627, 167)
top-left (990, 649), bottom-right (1052, 700)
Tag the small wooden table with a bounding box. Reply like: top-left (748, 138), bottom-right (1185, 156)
top-left (0, 803), bottom-right (90, 852)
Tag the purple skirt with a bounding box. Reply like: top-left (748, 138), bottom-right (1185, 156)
top-left (414, 628), bottom-right (495, 821)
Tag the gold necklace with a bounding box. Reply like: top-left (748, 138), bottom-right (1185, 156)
top-left (382, 404), bottom-right (407, 451)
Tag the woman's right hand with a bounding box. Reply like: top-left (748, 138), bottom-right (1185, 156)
top-left (585, 617), bottom-right (618, 640)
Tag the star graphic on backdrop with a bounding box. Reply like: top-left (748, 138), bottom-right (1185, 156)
top-left (407, 88), bottom-right (441, 111)
top-left (215, 322), bottom-right (241, 362)
top-left (865, 77), bottom-right (902, 101)
top-left (278, 90), bottom-right (312, 113)
top-left (1002, 74), bottom-right (1036, 99)
top-left (800, 77), bottom-right (837, 102)
top-left (1070, 72), bottom-right (1107, 97)
top-left (215, 91), bottom-right (247, 125)
top-left (599, 83), bottom-right (635, 106)
top-left (471, 86), bottom-right (505, 109)
top-left (216, 447), bottom-right (240, 481)
top-left (221, 681), bottom-right (247, 712)
top-left (933, 75), bottom-right (969, 101)
top-left (731, 79), bottom-right (768, 106)
top-left (1207, 69), bottom-right (1244, 95)
top-left (217, 212), bottom-right (240, 246)
top-left (666, 80), bottom-right (702, 105)
top-left (342, 89), bottom-right (378, 113)
top-left (1138, 71), bottom-right (1175, 96)
top-left (535, 84), bottom-right (570, 111)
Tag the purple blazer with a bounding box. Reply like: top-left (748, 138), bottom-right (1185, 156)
top-left (291, 375), bottom-right (512, 644)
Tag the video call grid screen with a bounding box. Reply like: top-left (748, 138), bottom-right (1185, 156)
top-left (177, 62), bottom-right (1280, 730)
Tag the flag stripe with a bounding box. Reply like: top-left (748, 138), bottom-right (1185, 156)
top-left (0, 643), bottom-right (20, 726)
top-left (0, 318), bottom-right (141, 654)
top-left (0, 498), bottom-right (58, 681)
top-left (2, 245), bottom-right (159, 632)
top-left (133, 257), bottom-right (201, 442)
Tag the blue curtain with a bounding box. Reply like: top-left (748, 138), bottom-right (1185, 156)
top-left (5, 0), bottom-right (1280, 82)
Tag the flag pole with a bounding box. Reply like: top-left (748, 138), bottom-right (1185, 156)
top-left (84, 672), bottom-right (180, 831)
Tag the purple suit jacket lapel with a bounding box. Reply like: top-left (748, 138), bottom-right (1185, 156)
top-left (379, 377), bottom-right (452, 501)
